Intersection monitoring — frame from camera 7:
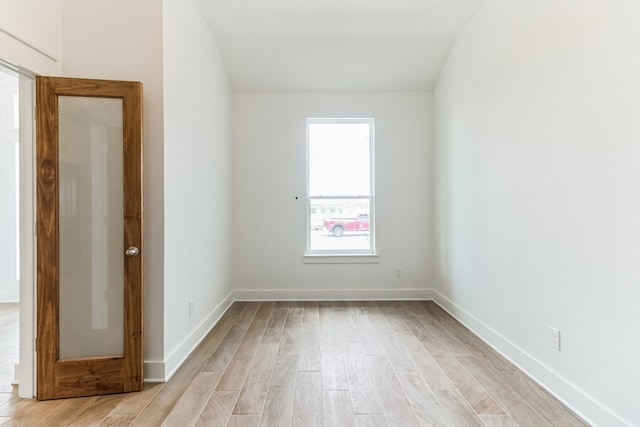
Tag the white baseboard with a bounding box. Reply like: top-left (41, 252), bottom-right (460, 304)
top-left (144, 290), bottom-right (235, 382)
top-left (432, 291), bottom-right (630, 427)
top-left (233, 288), bottom-right (435, 301)
top-left (13, 363), bottom-right (19, 385)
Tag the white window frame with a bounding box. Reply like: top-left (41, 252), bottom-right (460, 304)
top-left (305, 118), bottom-right (376, 259)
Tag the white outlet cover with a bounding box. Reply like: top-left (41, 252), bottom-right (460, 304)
top-left (549, 327), bottom-right (561, 351)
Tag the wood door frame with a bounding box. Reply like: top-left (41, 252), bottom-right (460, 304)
top-left (18, 70), bottom-right (36, 399)
top-left (35, 76), bottom-right (143, 400)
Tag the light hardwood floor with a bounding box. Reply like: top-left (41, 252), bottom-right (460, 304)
top-left (0, 301), bottom-right (589, 426)
top-left (0, 304), bottom-right (18, 396)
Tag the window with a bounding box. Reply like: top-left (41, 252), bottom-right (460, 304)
top-left (306, 118), bottom-right (375, 255)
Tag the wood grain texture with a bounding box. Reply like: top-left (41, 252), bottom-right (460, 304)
top-left (233, 343), bottom-right (279, 415)
top-left (323, 391), bottom-right (356, 427)
top-left (342, 345), bottom-right (383, 415)
top-left (479, 414), bottom-right (520, 427)
top-left (195, 390), bottom-right (239, 427)
top-left (395, 370), bottom-right (451, 427)
top-left (162, 372), bottom-right (221, 426)
top-left (292, 372), bottom-right (322, 426)
top-left (320, 351), bottom-right (349, 391)
top-left (216, 302), bottom-right (275, 391)
top-left (432, 389), bottom-right (485, 426)
top-left (366, 355), bottom-right (420, 426)
top-left (259, 355), bottom-right (298, 426)
top-left (4, 301), bottom-right (588, 426)
top-left (35, 76), bottom-right (143, 400)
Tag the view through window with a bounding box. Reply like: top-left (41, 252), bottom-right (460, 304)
top-left (307, 118), bottom-right (374, 254)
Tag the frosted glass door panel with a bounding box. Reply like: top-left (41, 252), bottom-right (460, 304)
top-left (58, 96), bottom-right (124, 359)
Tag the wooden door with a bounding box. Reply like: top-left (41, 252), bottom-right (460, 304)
top-left (35, 77), bottom-right (143, 400)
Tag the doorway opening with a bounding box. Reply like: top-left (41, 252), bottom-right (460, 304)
top-left (0, 57), bottom-right (36, 399)
top-left (0, 64), bottom-right (20, 395)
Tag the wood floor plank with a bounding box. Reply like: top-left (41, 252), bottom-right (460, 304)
top-left (414, 313), bottom-right (471, 356)
top-left (355, 415), bottom-right (389, 427)
top-left (323, 391), bottom-right (356, 427)
top-left (394, 332), bottom-right (454, 390)
top-left (319, 302), bottom-right (341, 353)
top-left (217, 302), bottom-right (275, 391)
top-left (67, 394), bottom-right (126, 426)
top-left (266, 305), bottom-right (289, 331)
top-left (366, 355), bottom-right (420, 426)
top-left (130, 352), bottom-right (206, 426)
top-left (259, 355), bottom-right (299, 426)
top-left (395, 370), bottom-right (452, 427)
top-left (342, 345), bottom-right (384, 415)
top-left (333, 306), bottom-right (360, 344)
top-left (109, 382), bottom-right (164, 417)
top-left (162, 372), bottom-right (222, 426)
top-left (351, 314), bottom-right (386, 357)
top-left (5, 396), bottom-right (95, 426)
top-left (262, 305), bottom-right (287, 345)
top-left (432, 389), bottom-right (485, 427)
top-left (226, 302), bottom-right (247, 316)
top-left (497, 370), bottom-right (587, 426)
top-left (237, 302), bottom-right (261, 324)
top-left (189, 315), bottom-right (240, 361)
top-left (398, 311), bottom-right (448, 354)
top-left (0, 304), bottom-right (18, 395)
top-left (478, 414), bottom-right (520, 427)
top-left (0, 301), bottom-right (589, 427)
top-left (444, 322), bottom-right (516, 372)
top-left (375, 302), bottom-right (410, 332)
top-left (0, 395), bottom-right (12, 413)
top-left (195, 390), bottom-right (239, 427)
top-left (201, 323), bottom-right (250, 372)
top-left (320, 351), bottom-right (349, 391)
top-left (298, 322), bottom-right (321, 372)
top-left (374, 325), bottom-right (416, 372)
top-left (99, 415), bottom-right (137, 426)
top-left (303, 301), bottom-right (320, 324)
top-left (233, 342), bottom-right (280, 415)
top-left (292, 371), bottom-right (322, 426)
top-left (278, 305), bottom-right (303, 356)
top-left (227, 415), bottom-right (260, 427)
top-left (456, 354), bottom-right (552, 427)
top-left (429, 347), bottom-right (503, 414)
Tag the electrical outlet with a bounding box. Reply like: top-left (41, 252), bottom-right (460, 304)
top-left (189, 299), bottom-right (194, 317)
top-left (396, 267), bottom-right (403, 279)
top-left (549, 327), bottom-right (561, 351)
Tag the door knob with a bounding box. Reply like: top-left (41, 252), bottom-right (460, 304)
top-left (125, 246), bottom-right (139, 257)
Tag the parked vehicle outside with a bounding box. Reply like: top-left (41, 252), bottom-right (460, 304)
top-left (323, 213), bottom-right (369, 237)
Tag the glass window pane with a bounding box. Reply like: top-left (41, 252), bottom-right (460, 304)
top-left (309, 199), bottom-right (371, 252)
top-left (58, 96), bottom-right (124, 359)
top-left (308, 122), bottom-right (371, 197)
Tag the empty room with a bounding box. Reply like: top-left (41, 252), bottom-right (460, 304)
top-left (0, 0), bottom-right (638, 426)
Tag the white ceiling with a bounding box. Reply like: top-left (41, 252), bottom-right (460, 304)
top-left (194, 0), bottom-right (486, 93)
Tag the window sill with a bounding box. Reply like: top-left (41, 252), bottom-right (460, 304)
top-left (303, 253), bottom-right (379, 264)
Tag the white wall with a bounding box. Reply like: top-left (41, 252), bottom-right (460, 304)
top-left (232, 93), bottom-right (432, 299)
top-left (434, 1), bottom-right (640, 426)
top-left (162, 0), bottom-right (234, 378)
top-left (0, 142), bottom-right (18, 302)
top-left (0, 71), bottom-right (19, 302)
top-left (60, 0), bottom-right (166, 372)
top-left (0, 0), bottom-right (61, 74)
